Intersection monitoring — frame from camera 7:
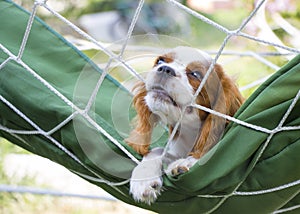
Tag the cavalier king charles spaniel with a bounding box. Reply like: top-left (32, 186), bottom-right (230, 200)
top-left (125, 46), bottom-right (244, 204)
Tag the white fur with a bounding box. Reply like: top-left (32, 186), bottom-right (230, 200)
top-left (130, 148), bottom-right (199, 204)
top-left (167, 46), bottom-right (212, 68)
top-left (145, 47), bottom-right (212, 126)
top-left (130, 148), bottom-right (164, 204)
top-left (145, 61), bottom-right (195, 125)
top-left (130, 47), bottom-right (212, 204)
top-left (165, 156), bottom-right (198, 175)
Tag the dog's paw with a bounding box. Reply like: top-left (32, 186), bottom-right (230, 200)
top-left (166, 156), bottom-right (198, 177)
top-left (130, 176), bottom-right (163, 204)
top-left (130, 147), bottom-right (164, 204)
top-left (171, 165), bottom-right (189, 176)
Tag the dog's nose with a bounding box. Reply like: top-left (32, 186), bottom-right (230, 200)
top-left (157, 65), bottom-right (176, 77)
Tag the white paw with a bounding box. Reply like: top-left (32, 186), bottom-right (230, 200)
top-left (130, 148), bottom-right (164, 204)
top-left (130, 176), bottom-right (163, 204)
top-left (165, 156), bottom-right (198, 176)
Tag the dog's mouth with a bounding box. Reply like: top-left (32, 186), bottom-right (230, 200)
top-left (149, 86), bottom-right (178, 107)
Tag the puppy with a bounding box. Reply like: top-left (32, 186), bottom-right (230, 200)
top-left (126, 46), bottom-right (244, 204)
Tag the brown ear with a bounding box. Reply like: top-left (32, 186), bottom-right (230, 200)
top-left (214, 64), bottom-right (244, 118)
top-left (125, 81), bottom-right (155, 155)
top-left (191, 114), bottom-right (224, 158)
top-left (191, 64), bottom-right (244, 159)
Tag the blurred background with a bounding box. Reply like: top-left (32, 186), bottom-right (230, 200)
top-left (1, 0), bottom-right (300, 213)
top-left (11, 0), bottom-right (300, 94)
top-left (13, 0), bottom-right (300, 47)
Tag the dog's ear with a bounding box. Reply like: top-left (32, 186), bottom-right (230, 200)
top-left (125, 81), bottom-right (154, 155)
top-left (191, 64), bottom-right (244, 158)
top-left (214, 64), bottom-right (244, 118)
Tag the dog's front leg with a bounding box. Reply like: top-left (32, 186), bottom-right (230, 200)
top-left (130, 147), bottom-right (164, 204)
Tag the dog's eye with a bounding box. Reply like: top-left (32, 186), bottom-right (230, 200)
top-left (188, 71), bottom-right (202, 80)
top-left (156, 57), bottom-right (165, 65)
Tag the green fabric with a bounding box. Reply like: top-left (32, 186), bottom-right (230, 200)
top-left (0, 0), bottom-right (299, 213)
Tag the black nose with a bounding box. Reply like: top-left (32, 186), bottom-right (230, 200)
top-left (157, 65), bottom-right (176, 77)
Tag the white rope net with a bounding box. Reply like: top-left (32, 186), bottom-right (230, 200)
top-left (0, 0), bottom-right (300, 213)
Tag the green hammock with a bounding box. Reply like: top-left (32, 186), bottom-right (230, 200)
top-left (0, 1), bottom-right (299, 213)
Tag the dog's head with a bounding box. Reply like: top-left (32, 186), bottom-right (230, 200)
top-left (145, 46), bottom-right (216, 125)
top-left (126, 46), bottom-right (244, 157)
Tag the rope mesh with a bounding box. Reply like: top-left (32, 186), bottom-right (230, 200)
top-left (1, 0), bottom-right (300, 213)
